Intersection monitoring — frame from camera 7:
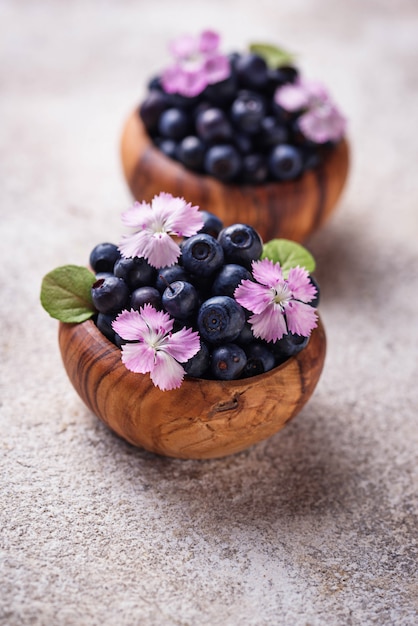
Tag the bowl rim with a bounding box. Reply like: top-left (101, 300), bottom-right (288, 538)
top-left (60, 314), bottom-right (326, 389)
top-left (124, 107), bottom-right (349, 193)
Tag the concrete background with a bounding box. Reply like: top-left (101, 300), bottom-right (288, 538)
top-left (1, 1), bottom-right (417, 624)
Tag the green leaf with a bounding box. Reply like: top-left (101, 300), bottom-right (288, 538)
top-left (249, 42), bottom-right (296, 69)
top-left (40, 265), bottom-right (96, 323)
top-left (261, 239), bottom-right (316, 277)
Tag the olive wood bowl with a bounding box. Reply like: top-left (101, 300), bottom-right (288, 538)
top-left (120, 109), bottom-right (349, 243)
top-left (58, 316), bottom-right (326, 460)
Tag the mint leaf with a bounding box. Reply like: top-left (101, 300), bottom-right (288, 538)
top-left (249, 43), bottom-right (296, 69)
top-left (261, 239), bottom-right (316, 277)
top-left (40, 265), bottom-right (96, 323)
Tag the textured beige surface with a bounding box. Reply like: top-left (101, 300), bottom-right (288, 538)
top-left (1, 1), bottom-right (417, 624)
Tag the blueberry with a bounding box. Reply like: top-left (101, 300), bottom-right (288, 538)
top-left (197, 210), bottom-right (224, 239)
top-left (265, 66), bottom-right (299, 95)
top-left (89, 243), bottom-right (120, 274)
top-left (233, 132), bottom-right (253, 155)
top-left (235, 53), bottom-right (268, 90)
top-left (162, 280), bottom-right (199, 320)
top-left (302, 147), bottom-right (321, 171)
top-left (217, 223), bottom-right (263, 269)
top-left (241, 153), bottom-right (268, 184)
top-left (158, 107), bottom-right (190, 140)
top-left (308, 275), bottom-right (320, 308)
top-left (268, 144), bottom-right (303, 181)
top-left (181, 233), bottom-right (224, 277)
top-left (203, 73), bottom-right (237, 105)
top-left (114, 257), bottom-right (156, 290)
top-left (154, 137), bottom-right (178, 160)
top-left (183, 341), bottom-right (211, 378)
top-left (196, 108), bottom-right (233, 143)
top-left (91, 276), bottom-right (129, 314)
top-left (235, 320), bottom-right (255, 346)
top-left (211, 343), bottom-right (247, 380)
top-left (130, 286), bottom-right (162, 311)
top-left (94, 271), bottom-right (114, 281)
top-left (155, 265), bottom-right (190, 293)
top-left (271, 332), bottom-right (310, 361)
top-left (176, 136), bottom-right (205, 170)
top-left (139, 90), bottom-right (170, 134)
top-left (147, 76), bottom-right (162, 91)
top-left (230, 90), bottom-right (266, 135)
top-left (204, 144), bottom-right (242, 181)
top-left (243, 341), bottom-right (276, 377)
top-left (211, 264), bottom-right (252, 298)
top-left (255, 116), bottom-right (289, 151)
top-left (197, 296), bottom-right (245, 344)
top-left (96, 312), bottom-right (117, 343)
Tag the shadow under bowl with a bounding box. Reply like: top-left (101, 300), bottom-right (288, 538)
top-left (120, 109), bottom-right (349, 243)
top-left (58, 317), bottom-right (326, 460)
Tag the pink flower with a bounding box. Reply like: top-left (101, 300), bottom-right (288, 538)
top-left (161, 30), bottom-right (230, 97)
top-left (118, 192), bottom-right (204, 269)
top-left (234, 259), bottom-right (318, 343)
top-left (112, 304), bottom-right (201, 391)
top-left (275, 78), bottom-right (346, 143)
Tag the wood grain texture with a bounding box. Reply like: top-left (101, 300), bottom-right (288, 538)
top-left (120, 109), bottom-right (349, 243)
top-left (58, 317), bottom-right (326, 459)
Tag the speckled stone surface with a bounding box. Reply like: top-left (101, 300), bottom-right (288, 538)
top-left (1, 1), bottom-right (417, 624)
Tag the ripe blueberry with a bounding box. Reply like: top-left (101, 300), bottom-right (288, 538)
top-left (162, 280), bottom-right (199, 320)
top-left (181, 233), bottom-right (224, 277)
top-left (211, 264), bottom-right (252, 298)
top-left (130, 286), bottom-right (162, 311)
top-left (211, 343), bottom-right (247, 380)
top-left (230, 90), bottom-right (266, 135)
top-left (183, 341), bottom-right (211, 378)
top-left (89, 242), bottom-right (120, 274)
top-left (217, 223), bottom-right (263, 268)
top-left (91, 276), bottom-right (130, 314)
top-left (158, 107), bottom-right (190, 140)
top-left (176, 136), bottom-right (205, 170)
top-left (197, 296), bottom-right (245, 344)
top-left (204, 144), bottom-right (242, 181)
top-left (196, 108), bottom-right (233, 143)
top-left (268, 144), bottom-right (303, 181)
top-left (114, 257), bottom-right (156, 290)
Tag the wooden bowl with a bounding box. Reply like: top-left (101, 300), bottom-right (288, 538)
top-left (58, 317), bottom-right (326, 459)
top-left (120, 109), bottom-right (349, 243)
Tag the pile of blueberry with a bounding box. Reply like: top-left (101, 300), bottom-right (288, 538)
top-left (89, 213), bottom-right (319, 381)
top-left (139, 52), bottom-right (335, 185)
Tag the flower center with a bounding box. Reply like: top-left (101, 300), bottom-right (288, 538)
top-left (272, 283), bottom-right (292, 309)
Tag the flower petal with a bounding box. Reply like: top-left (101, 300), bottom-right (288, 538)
top-left (162, 326), bottom-right (201, 363)
top-left (145, 232), bottom-right (181, 268)
top-left (299, 105), bottom-right (346, 143)
top-left (234, 280), bottom-right (272, 314)
top-left (287, 266), bottom-right (317, 303)
top-left (169, 34), bottom-right (197, 59)
top-left (138, 303), bottom-right (174, 334)
top-left (248, 305), bottom-right (288, 342)
top-left (163, 65), bottom-right (208, 97)
top-left (120, 341), bottom-right (156, 374)
top-left (203, 54), bottom-right (230, 85)
top-left (121, 201), bottom-right (152, 229)
top-left (161, 64), bottom-right (186, 94)
top-left (150, 351), bottom-right (186, 391)
top-left (198, 30), bottom-right (220, 54)
top-left (275, 82), bottom-right (309, 111)
top-left (285, 300), bottom-right (318, 336)
top-left (251, 258), bottom-right (283, 288)
top-left (112, 309), bottom-right (149, 341)
top-left (118, 230), bottom-right (151, 260)
top-left (151, 193), bottom-right (203, 237)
